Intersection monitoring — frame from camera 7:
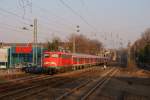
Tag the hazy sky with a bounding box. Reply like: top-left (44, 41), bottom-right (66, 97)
top-left (0, 0), bottom-right (150, 48)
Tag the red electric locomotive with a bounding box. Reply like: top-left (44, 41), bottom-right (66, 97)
top-left (43, 52), bottom-right (72, 69)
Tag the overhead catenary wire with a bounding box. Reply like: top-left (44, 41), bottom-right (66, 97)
top-left (34, 3), bottom-right (75, 29)
top-left (0, 25), bottom-right (50, 43)
top-left (7, 18), bottom-right (68, 37)
top-left (29, 3), bottom-right (76, 34)
top-left (59, 0), bottom-right (99, 32)
top-left (18, 0), bottom-right (33, 18)
top-left (0, 1), bottom-right (94, 38)
top-left (1, 26), bottom-right (54, 42)
top-left (0, 13), bottom-right (32, 30)
top-left (33, 14), bottom-right (73, 33)
top-left (36, 14), bottom-right (74, 31)
top-left (0, 7), bottom-right (68, 40)
top-left (0, 4), bottom-right (73, 32)
top-left (0, 24), bottom-right (30, 33)
top-left (0, 13), bottom-right (68, 41)
top-left (0, 6), bottom-right (32, 24)
top-left (0, 1), bottom-right (101, 43)
top-left (0, 6), bottom-right (69, 43)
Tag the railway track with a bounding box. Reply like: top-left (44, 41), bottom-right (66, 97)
top-left (56, 68), bottom-right (118, 100)
top-left (0, 67), bottom-right (101, 100)
top-left (19, 67), bottom-right (115, 100)
top-left (0, 74), bottom-right (49, 86)
top-left (4, 67), bottom-right (147, 100)
top-left (0, 74), bottom-right (53, 93)
top-left (18, 67), bottom-right (109, 100)
top-left (82, 68), bottom-right (118, 100)
top-left (0, 67), bottom-right (94, 93)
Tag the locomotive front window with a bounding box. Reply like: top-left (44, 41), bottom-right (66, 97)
top-left (44, 54), bottom-right (50, 58)
top-left (51, 54), bottom-right (59, 58)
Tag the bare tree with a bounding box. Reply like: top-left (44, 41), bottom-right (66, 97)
top-left (68, 34), bottom-right (103, 54)
top-left (131, 28), bottom-right (150, 65)
top-left (142, 28), bottom-right (150, 43)
top-left (46, 36), bottom-right (61, 51)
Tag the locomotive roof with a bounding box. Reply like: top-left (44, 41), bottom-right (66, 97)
top-left (44, 51), bottom-right (70, 55)
top-left (43, 51), bottom-right (106, 58)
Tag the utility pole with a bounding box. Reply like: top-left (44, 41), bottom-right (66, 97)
top-left (73, 25), bottom-right (80, 53)
top-left (9, 47), bottom-right (12, 68)
top-left (33, 18), bottom-right (38, 65)
top-left (127, 42), bottom-right (131, 67)
top-left (40, 44), bottom-right (43, 67)
top-left (73, 34), bottom-right (75, 53)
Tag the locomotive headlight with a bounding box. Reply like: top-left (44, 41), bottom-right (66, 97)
top-left (44, 62), bottom-right (51, 64)
top-left (44, 62), bottom-right (57, 66)
top-left (50, 62), bottom-right (57, 66)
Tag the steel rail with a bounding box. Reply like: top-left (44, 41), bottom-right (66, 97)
top-left (0, 67), bottom-right (97, 99)
top-left (0, 75), bottom-right (53, 93)
top-left (81, 69), bottom-right (118, 100)
top-left (13, 68), bottom-right (98, 100)
top-left (56, 68), bottom-right (117, 100)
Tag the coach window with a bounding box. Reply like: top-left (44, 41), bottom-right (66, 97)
top-left (73, 57), bottom-right (77, 62)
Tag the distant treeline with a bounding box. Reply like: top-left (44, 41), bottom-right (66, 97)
top-left (131, 28), bottom-right (150, 65)
top-left (46, 34), bottom-right (103, 55)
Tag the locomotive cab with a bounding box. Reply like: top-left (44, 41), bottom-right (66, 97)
top-left (43, 52), bottom-right (60, 68)
top-left (43, 52), bottom-right (72, 69)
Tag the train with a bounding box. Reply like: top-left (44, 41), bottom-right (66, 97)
top-left (23, 51), bottom-right (110, 74)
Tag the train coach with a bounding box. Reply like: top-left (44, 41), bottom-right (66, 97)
top-left (24, 51), bottom-right (110, 74)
